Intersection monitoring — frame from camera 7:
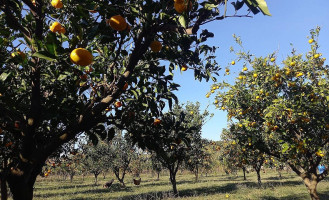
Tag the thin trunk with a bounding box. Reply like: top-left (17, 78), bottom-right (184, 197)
top-left (256, 168), bottom-right (261, 187)
top-left (157, 172), bottom-right (160, 180)
top-left (195, 165), bottom-right (199, 182)
top-left (169, 170), bottom-right (178, 197)
top-left (242, 167), bottom-right (246, 181)
top-left (94, 174), bottom-right (98, 185)
top-left (70, 174), bottom-right (74, 183)
top-left (302, 174), bottom-right (320, 200)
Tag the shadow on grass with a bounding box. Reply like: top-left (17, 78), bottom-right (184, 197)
top-left (238, 180), bottom-right (302, 189)
top-left (34, 183), bottom-right (133, 198)
top-left (35, 183), bottom-right (97, 191)
top-left (261, 193), bottom-right (310, 200)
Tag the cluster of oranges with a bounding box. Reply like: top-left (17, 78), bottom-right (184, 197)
top-left (49, 0), bottom-right (65, 34)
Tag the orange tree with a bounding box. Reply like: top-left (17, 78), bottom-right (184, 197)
top-left (222, 127), bottom-right (267, 185)
top-left (0, 0), bottom-right (270, 198)
top-left (108, 131), bottom-right (135, 187)
top-left (124, 102), bottom-right (211, 196)
top-left (214, 27), bottom-right (328, 200)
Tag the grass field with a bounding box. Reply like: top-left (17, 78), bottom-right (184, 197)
top-left (30, 170), bottom-right (329, 200)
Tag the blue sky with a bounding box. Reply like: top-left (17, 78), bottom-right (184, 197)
top-left (172, 0), bottom-right (329, 141)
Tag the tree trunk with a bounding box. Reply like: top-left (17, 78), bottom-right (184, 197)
top-left (302, 174), bottom-right (319, 200)
top-left (70, 174), bottom-right (74, 183)
top-left (157, 172), bottom-right (160, 180)
top-left (256, 168), bottom-right (261, 187)
top-left (94, 174), bottom-right (98, 185)
top-left (7, 175), bottom-right (36, 200)
top-left (242, 167), bottom-right (246, 181)
top-left (0, 177), bottom-right (8, 200)
top-left (194, 165), bottom-right (199, 182)
top-left (169, 171), bottom-right (178, 197)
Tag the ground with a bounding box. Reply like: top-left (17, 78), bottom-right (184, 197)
top-left (28, 170), bottom-right (329, 199)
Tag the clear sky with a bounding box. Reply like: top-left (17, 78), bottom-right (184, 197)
top-left (172, 0), bottom-right (329, 141)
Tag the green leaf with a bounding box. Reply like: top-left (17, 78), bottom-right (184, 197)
top-left (255, 0), bottom-right (271, 16)
top-left (282, 143), bottom-right (289, 153)
top-left (32, 51), bottom-right (57, 61)
top-left (179, 16), bottom-right (187, 28)
top-left (204, 3), bottom-right (217, 10)
top-left (0, 72), bottom-right (10, 81)
top-left (57, 74), bottom-right (67, 81)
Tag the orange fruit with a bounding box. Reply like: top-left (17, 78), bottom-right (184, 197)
top-left (231, 60), bottom-right (235, 65)
top-left (150, 41), bottom-right (162, 52)
top-left (153, 118), bottom-right (161, 126)
top-left (270, 57), bottom-right (275, 62)
top-left (12, 51), bottom-right (26, 60)
top-left (181, 65), bottom-right (188, 71)
top-left (308, 39), bottom-right (314, 44)
top-left (5, 142), bottom-right (13, 147)
top-left (80, 74), bottom-right (88, 81)
top-left (115, 101), bottom-right (122, 108)
top-left (108, 15), bottom-right (127, 31)
top-left (49, 22), bottom-right (62, 33)
top-left (70, 48), bottom-right (93, 66)
top-left (174, 0), bottom-right (192, 13)
top-left (51, 0), bottom-right (63, 9)
top-left (59, 26), bottom-right (66, 34)
top-left (123, 82), bottom-right (128, 90)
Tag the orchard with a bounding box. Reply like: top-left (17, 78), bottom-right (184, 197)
top-left (4, 0), bottom-right (328, 200)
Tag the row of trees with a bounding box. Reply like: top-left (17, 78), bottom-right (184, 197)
top-left (213, 27), bottom-right (329, 200)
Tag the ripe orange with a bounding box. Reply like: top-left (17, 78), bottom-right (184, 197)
top-left (153, 118), bottom-right (161, 126)
top-left (114, 101), bottom-right (122, 108)
top-left (308, 39), bottom-right (314, 44)
top-left (290, 61), bottom-right (296, 67)
top-left (231, 60), bottom-right (235, 65)
top-left (12, 51), bottom-right (26, 60)
top-left (80, 74), bottom-right (88, 81)
top-left (108, 15), bottom-right (127, 31)
top-left (150, 41), bottom-right (162, 52)
top-left (14, 121), bottom-right (20, 129)
top-left (123, 82), bottom-right (128, 90)
top-left (49, 22), bottom-right (62, 33)
top-left (314, 54), bottom-right (320, 59)
top-left (225, 68), bottom-right (230, 72)
top-left (70, 48), bottom-right (93, 66)
top-left (5, 142), bottom-right (13, 147)
top-left (51, 0), bottom-right (63, 8)
top-left (174, 0), bottom-right (192, 13)
top-left (253, 73), bottom-right (258, 78)
top-left (181, 65), bottom-right (188, 71)
top-left (59, 26), bottom-right (66, 34)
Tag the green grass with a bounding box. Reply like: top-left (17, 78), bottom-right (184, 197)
top-left (28, 170), bottom-right (329, 200)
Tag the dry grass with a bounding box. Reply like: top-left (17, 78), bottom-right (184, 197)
top-left (14, 170), bottom-right (329, 199)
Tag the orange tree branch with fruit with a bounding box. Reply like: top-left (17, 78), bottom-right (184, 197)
top-left (213, 27), bottom-right (329, 200)
top-left (0, 0), bottom-right (270, 199)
